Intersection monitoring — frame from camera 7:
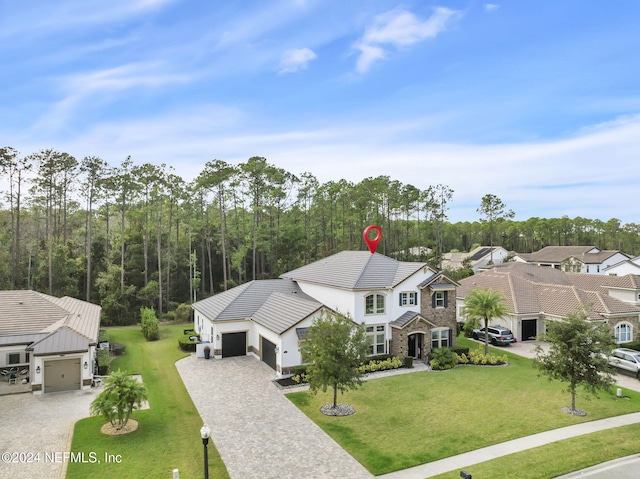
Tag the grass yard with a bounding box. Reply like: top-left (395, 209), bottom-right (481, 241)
top-left (66, 324), bottom-right (229, 479)
top-left (429, 422), bottom-right (640, 479)
top-left (287, 337), bottom-right (640, 475)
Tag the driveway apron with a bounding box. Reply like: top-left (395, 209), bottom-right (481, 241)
top-left (176, 355), bottom-right (373, 479)
top-left (0, 389), bottom-right (97, 479)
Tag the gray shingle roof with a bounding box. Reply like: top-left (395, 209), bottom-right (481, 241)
top-left (281, 251), bottom-right (431, 290)
top-left (390, 311), bottom-right (435, 329)
top-left (253, 292), bottom-right (323, 334)
top-left (192, 279), bottom-right (323, 334)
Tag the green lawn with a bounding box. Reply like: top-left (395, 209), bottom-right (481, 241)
top-left (429, 423), bottom-right (640, 479)
top-left (287, 337), bottom-right (640, 475)
top-left (66, 324), bottom-right (229, 479)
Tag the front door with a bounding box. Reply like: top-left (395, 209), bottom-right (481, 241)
top-left (408, 334), bottom-right (423, 359)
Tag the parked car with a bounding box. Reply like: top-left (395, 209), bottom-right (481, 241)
top-left (608, 348), bottom-right (640, 379)
top-left (472, 326), bottom-right (514, 346)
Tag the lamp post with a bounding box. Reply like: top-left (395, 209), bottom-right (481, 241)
top-left (200, 424), bottom-right (211, 479)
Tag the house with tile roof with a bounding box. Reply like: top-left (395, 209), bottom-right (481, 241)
top-left (514, 246), bottom-right (630, 274)
top-left (192, 251), bottom-right (459, 375)
top-left (0, 290), bottom-right (101, 394)
top-left (442, 246), bottom-right (511, 273)
top-left (456, 262), bottom-right (640, 344)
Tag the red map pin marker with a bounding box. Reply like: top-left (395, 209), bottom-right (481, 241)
top-left (363, 225), bottom-right (382, 254)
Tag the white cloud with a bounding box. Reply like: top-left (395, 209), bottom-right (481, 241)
top-left (485, 4), bottom-right (499, 12)
top-left (278, 48), bottom-right (318, 73)
top-left (353, 8), bottom-right (462, 73)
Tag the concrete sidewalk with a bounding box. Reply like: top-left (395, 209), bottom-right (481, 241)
top-left (378, 412), bottom-right (640, 479)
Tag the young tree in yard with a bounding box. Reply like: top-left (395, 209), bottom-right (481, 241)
top-left (463, 287), bottom-right (509, 354)
top-left (90, 369), bottom-right (148, 430)
top-left (300, 311), bottom-right (368, 412)
top-left (533, 311), bottom-right (615, 416)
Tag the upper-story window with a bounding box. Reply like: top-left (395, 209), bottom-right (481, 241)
top-left (365, 293), bottom-right (385, 315)
top-left (399, 292), bottom-right (417, 307)
top-left (433, 291), bottom-right (447, 308)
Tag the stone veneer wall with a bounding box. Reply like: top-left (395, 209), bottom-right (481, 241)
top-left (608, 314), bottom-right (640, 342)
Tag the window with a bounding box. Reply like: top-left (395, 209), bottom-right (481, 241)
top-left (615, 322), bottom-right (633, 343)
top-left (431, 328), bottom-right (450, 349)
top-left (399, 292), bottom-right (417, 306)
top-left (434, 291), bottom-right (445, 308)
top-left (8, 353), bottom-right (20, 365)
top-left (365, 293), bottom-right (385, 314)
top-left (366, 325), bottom-right (386, 355)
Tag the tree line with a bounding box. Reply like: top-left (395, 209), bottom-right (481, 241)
top-left (2, 146), bottom-right (639, 325)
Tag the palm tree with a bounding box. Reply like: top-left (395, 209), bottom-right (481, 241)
top-left (90, 369), bottom-right (148, 430)
top-left (463, 287), bottom-right (509, 354)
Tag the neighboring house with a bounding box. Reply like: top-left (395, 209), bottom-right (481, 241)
top-left (442, 246), bottom-right (511, 273)
top-left (514, 246), bottom-right (630, 274)
top-left (456, 262), bottom-right (640, 344)
top-left (0, 290), bottom-right (101, 394)
top-left (192, 251), bottom-right (459, 375)
top-left (603, 256), bottom-right (640, 276)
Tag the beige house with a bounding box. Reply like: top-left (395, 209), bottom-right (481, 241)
top-left (0, 291), bottom-right (101, 394)
top-left (457, 262), bottom-right (640, 344)
top-left (514, 246), bottom-right (630, 274)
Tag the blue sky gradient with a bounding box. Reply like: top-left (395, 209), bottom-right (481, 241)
top-left (2, 0), bottom-right (639, 223)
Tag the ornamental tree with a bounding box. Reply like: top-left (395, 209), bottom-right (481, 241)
top-left (462, 287), bottom-right (509, 354)
top-left (533, 311), bottom-right (615, 415)
top-left (300, 311), bottom-right (368, 410)
top-left (90, 369), bottom-right (148, 430)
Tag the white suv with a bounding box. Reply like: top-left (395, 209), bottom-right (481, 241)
top-left (608, 348), bottom-right (640, 379)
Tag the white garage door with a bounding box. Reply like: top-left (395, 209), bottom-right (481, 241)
top-left (44, 358), bottom-right (81, 393)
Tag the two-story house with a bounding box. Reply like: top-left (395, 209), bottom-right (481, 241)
top-left (192, 251), bottom-right (459, 375)
top-left (514, 246), bottom-right (630, 274)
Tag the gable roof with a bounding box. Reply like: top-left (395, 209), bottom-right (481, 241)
top-left (519, 246), bottom-right (629, 264)
top-left (0, 290), bottom-right (101, 344)
top-left (26, 326), bottom-right (91, 356)
top-left (192, 279), bottom-right (323, 335)
top-left (281, 251), bottom-right (431, 290)
top-left (390, 311), bottom-right (435, 329)
top-left (458, 263), bottom-right (640, 321)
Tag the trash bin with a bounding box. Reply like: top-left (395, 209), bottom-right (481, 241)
top-left (204, 347), bottom-right (211, 360)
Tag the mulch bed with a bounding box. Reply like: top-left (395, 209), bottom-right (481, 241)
top-left (100, 419), bottom-right (139, 436)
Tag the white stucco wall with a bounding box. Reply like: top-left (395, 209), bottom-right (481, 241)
top-left (295, 282), bottom-right (355, 316)
top-left (0, 344), bottom-right (30, 368)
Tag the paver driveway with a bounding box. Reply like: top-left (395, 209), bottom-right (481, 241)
top-left (176, 355), bottom-right (373, 479)
top-left (0, 389), bottom-right (98, 479)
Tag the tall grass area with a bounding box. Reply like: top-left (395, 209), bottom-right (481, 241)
top-left (66, 324), bottom-right (229, 479)
top-left (287, 337), bottom-right (640, 475)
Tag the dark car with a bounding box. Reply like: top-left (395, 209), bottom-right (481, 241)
top-left (472, 326), bottom-right (514, 346)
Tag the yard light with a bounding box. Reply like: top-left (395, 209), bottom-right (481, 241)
top-left (200, 424), bottom-right (211, 479)
top-left (460, 471), bottom-right (472, 479)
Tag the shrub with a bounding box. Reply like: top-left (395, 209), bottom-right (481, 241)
top-left (98, 329), bottom-right (109, 343)
top-left (451, 346), bottom-right (470, 356)
top-left (175, 303), bottom-right (193, 323)
top-left (163, 311), bottom-right (176, 322)
top-left (97, 348), bottom-right (110, 375)
top-left (624, 341), bottom-right (640, 352)
top-left (430, 348), bottom-right (457, 370)
top-left (140, 307), bottom-right (160, 341)
top-left (456, 347), bottom-right (508, 366)
top-left (357, 356), bottom-right (403, 374)
top-left (178, 335), bottom-right (199, 352)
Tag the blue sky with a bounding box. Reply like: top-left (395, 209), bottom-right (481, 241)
top-left (2, 0), bottom-right (640, 223)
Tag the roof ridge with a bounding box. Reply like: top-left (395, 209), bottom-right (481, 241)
top-left (507, 273), bottom-right (519, 314)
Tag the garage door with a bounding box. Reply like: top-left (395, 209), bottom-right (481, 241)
top-left (261, 336), bottom-right (277, 371)
top-left (522, 319), bottom-right (538, 341)
top-left (222, 332), bottom-right (246, 358)
top-left (44, 358), bottom-right (81, 393)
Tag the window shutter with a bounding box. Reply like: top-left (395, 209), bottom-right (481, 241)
top-left (399, 294), bottom-right (403, 306)
top-left (444, 291), bottom-right (448, 308)
top-left (431, 293), bottom-right (436, 308)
